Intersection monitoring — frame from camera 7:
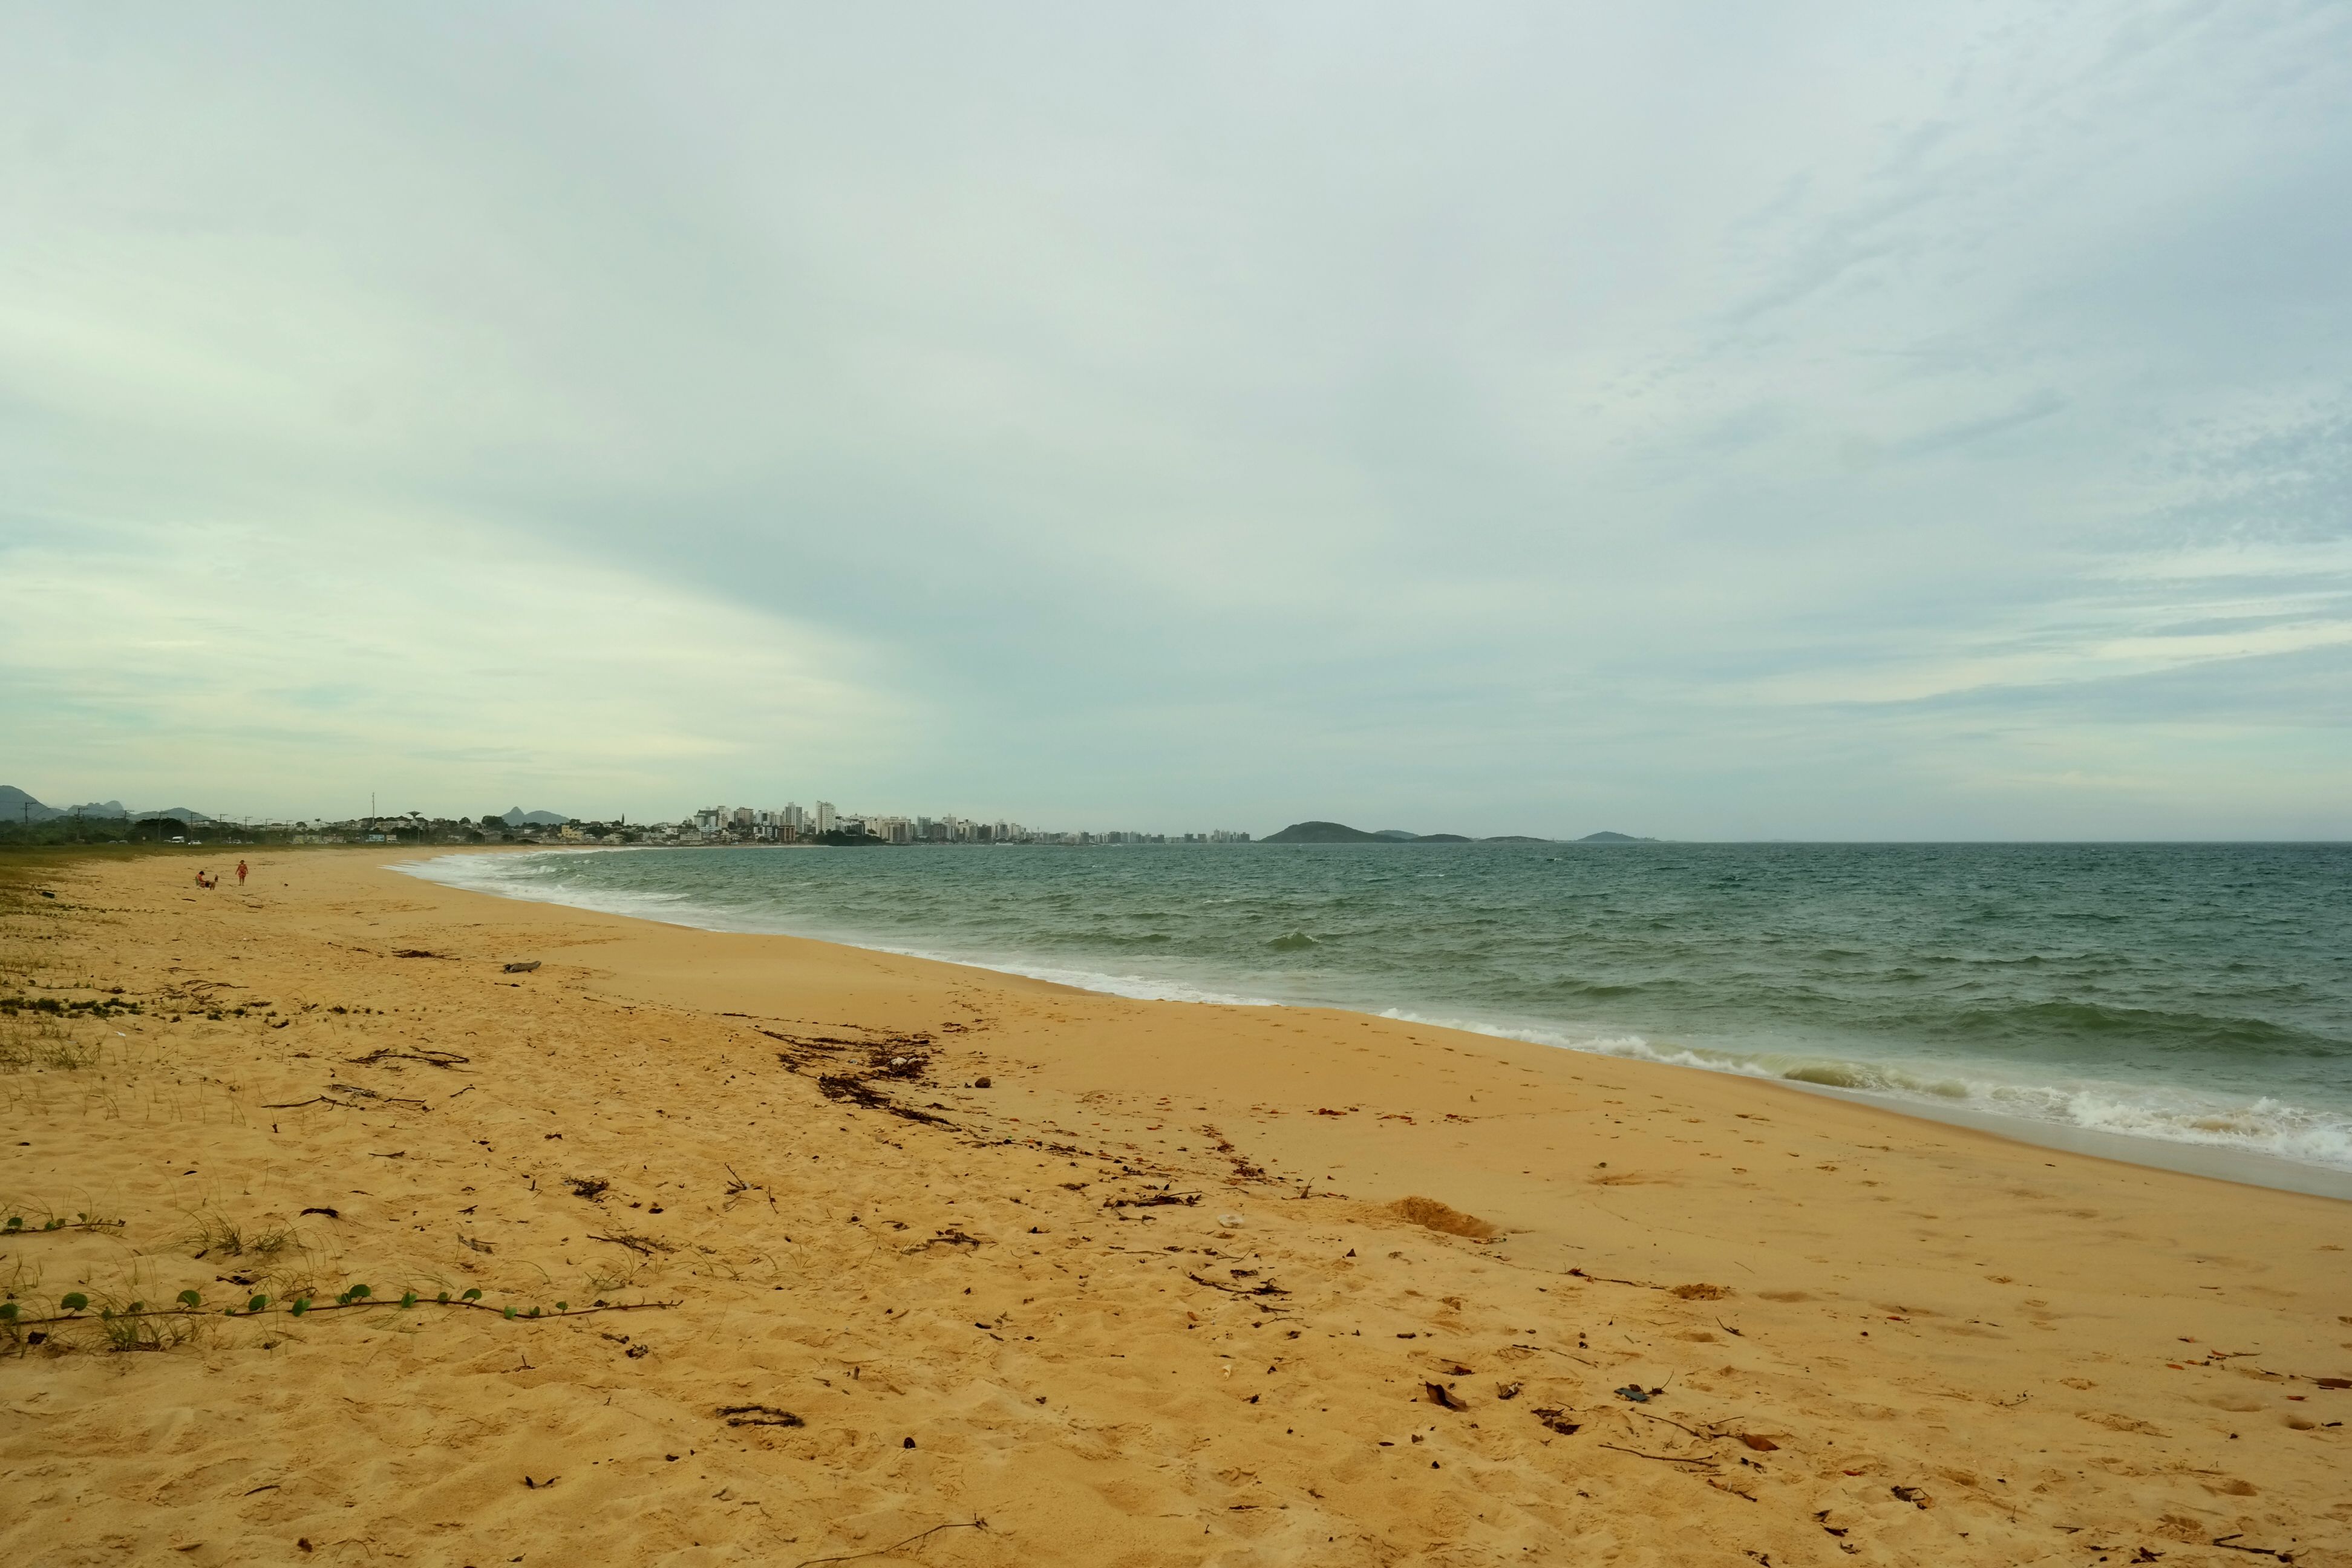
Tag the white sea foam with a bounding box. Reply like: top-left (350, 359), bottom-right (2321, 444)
top-left (1373, 1008), bottom-right (2352, 1174)
top-left (881, 950), bottom-right (1283, 1008)
top-left (396, 851), bottom-right (1284, 1005)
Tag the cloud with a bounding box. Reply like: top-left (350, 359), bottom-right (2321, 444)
top-left (2, 1), bottom-right (2348, 835)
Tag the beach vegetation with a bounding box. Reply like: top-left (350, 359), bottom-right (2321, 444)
top-left (0, 1011), bottom-right (96, 1072)
top-left (96, 1295), bottom-right (203, 1353)
top-left (200, 1215), bottom-right (248, 1255)
top-left (583, 1262), bottom-right (641, 1293)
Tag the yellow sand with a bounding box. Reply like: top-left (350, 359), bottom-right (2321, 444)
top-left (2, 849), bottom-right (2346, 1566)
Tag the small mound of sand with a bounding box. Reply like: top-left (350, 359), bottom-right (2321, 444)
top-left (1670, 1282), bottom-right (1729, 1300)
top-left (1388, 1195), bottom-right (1500, 1240)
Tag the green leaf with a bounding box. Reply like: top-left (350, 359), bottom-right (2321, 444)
top-left (60, 1292), bottom-right (88, 1313)
top-left (4, 1215), bottom-right (21, 1230)
top-left (400, 1292), bottom-right (418, 1309)
top-left (347, 1283), bottom-right (371, 1300)
top-left (290, 1298), bottom-right (310, 1316)
top-left (555, 1302), bottom-right (568, 1313)
top-left (437, 1291), bottom-right (451, 1304)
top-left (526, 1307), bottom-right (540, 1319)
top-left (503, 1305), bottom-right (517, 1319)
top-left (247, 1294), bottom-right (269, 1313)
top-left (178, 1290), bottom-right (201, 1308)
top-left (461, 1288), bottom-right (482, 1302)
top-left (0, 1301), bottom-right (18, 1320)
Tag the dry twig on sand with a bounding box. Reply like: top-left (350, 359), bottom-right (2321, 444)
top-left (1598, 1442), bottom-right (1717, 1467)
top-left (793, 1518), bottom-right (987, 1568)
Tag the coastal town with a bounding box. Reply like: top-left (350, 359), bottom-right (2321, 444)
top-left (0, 786), bottom-right (1252, 848)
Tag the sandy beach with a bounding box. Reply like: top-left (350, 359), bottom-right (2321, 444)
top-left (4, 848), bottom-right (2346, 1566)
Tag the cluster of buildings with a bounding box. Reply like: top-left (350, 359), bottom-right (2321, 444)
top-left (140, 809), bottom-right (1254, 850)
top-left (688, 804), bottom-right (1250, 847)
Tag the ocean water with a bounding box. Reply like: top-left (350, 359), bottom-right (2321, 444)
top-left (400, 842), bottom-right (2352, 1183)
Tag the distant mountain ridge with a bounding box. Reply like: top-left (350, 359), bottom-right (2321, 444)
top-left (2, 786), bottom-right (198, 823)
top-left (1261, 820), bottom-right (1658, 844)
top-left (1263, 820), bottom-right (1535, 844)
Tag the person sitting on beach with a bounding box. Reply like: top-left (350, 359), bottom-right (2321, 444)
top-left (195, 870), bottom-right (207, 889)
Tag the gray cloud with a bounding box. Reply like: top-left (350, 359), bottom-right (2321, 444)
top-left (3, 1), bottom-right (2348, 835)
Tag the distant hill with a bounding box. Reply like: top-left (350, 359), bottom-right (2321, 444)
top-left (1481, 834), bottom-right (1550, 843)
top-left (500, 807), bottom-right (573, 826)
top-left (1263, 821), bottom-right (1530, 844)
top-left (1576, 831), bottom-right (1655, 843)
top-left (0, 785), bottom-right (56, 822)
top-left (1264, 821), bottom-right (1389, 843)
top-left (3, 789), bottom-right (198, 825)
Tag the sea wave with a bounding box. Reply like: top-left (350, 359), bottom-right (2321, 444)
top-left (1373, 1008), bottom-right (2352, 1172)
top-left (395, 851), bottom-right (1283, 1006)
top-left (393, 849), bottom-right (736, 927)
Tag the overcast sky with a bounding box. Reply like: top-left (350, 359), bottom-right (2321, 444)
top-left (5, 2), bottom-right (2348, 837)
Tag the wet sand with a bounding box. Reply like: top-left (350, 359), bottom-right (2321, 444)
top-left (3, 848), bottom-right (2347, 1566)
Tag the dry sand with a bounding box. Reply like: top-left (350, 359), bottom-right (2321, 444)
top-left (2, 848), bottom-right (2347, 1566)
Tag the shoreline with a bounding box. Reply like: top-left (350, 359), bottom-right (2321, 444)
top-left (397, 844), bottom-right (2352, 1204)
top-left (5, 848), bottom-right (2346, 1564)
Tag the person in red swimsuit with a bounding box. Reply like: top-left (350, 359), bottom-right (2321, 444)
top-left (236, 860), bottom-right (249, 886)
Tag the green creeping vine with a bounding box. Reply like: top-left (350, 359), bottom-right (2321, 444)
top-left (4, 1214), bottom-right (125, 1235)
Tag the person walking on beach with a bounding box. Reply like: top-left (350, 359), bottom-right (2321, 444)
top-left (235, 860), bottom-right (248, 886)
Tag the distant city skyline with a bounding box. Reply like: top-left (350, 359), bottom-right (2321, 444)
top-left (0, 783), bottom-right (1260, 845)
top-left (5, 5), bottom-right (2348, 839)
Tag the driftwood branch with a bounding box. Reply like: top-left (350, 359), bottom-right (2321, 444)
top-left (1566, 1267), bottom-right (1657, 1289)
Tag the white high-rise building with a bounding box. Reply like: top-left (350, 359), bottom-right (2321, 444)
top-left (814, 802), bottom-right (835, 834)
